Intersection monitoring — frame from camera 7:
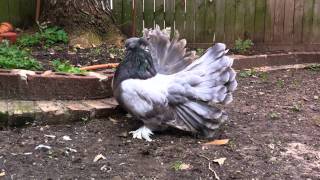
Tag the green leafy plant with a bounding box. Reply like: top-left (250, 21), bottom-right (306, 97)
top-left (276, 79), bottom-right (285, 88)
top-left (16, 33), bottom-right (41, 47)
top-left (52, 59), bottom-right (86, 74)
top-left (239, 69), bottom-right (258, 78)
top-left (306, 64), bottom-right (320, 71)
top-left (17, 26), bottom-right (68, 48)
top-left (234, 38), bottom-right (254, 54)
top-left (171, 161), bottom-right (184, 171)
top-left (40, 27), bottom-right (68, 47)
top-left (0, 41), bottom-right (42, 70)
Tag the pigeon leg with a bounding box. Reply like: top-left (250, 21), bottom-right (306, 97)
top-left (129, 126), bottom-right (153, 142)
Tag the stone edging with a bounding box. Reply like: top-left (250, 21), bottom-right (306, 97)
top-left (0, 98), bottom-right (118, 127)
top-left (0, 69), bottom-right (114, 100)
top-left (0, 52), bottom-right (319, 101)
top-left (232, 52), bottom-right (320, 70)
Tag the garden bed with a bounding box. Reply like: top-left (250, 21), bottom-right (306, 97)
top-left (0, 68), bottom-right (318, 179)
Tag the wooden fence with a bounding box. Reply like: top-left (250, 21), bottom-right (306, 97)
top-left (0, 0), bottom-right (36, 28)
top-left (112, 0), bottom-right (320, 49)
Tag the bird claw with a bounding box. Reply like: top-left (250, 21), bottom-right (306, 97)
top-left (129, 126), bottom-right (153, 142)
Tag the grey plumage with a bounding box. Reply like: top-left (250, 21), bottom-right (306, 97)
top-left (113, 26), bottom-right (237, 140)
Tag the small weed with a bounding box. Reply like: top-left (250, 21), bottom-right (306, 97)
top-left (196, 48), bottom-right (205, 56)
top-left (291, 104), bottom-right (302, 112)
top-left (171, 161), bottom-right (186, 171)
top-left (172, 161), bottom-right (183, 171)
top-left (108, 47), bottom-right (125, 59)
top-left (234, 38), bottom-right (254, 54)
top-left (0, 41), bottom-right (42, 70)
top-left (269, 112), bottom-right (280, 119)
top-left (306, 64), bottom-right (320, 71)
top-left (276, 79), bottom-right (285, 88)
top-left (239, 69), bottom-right (258, 78)
top-left (258, 72), bottom-right (268, 82)
top-left (90, 48), bottom-right (102, 56)
top-left (52, 59), bottom-right (86, 74)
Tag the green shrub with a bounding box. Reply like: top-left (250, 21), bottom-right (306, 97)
top-left (17, 26), bottom-right (68, 48)
top-left (234, 38), bottom-right (254, 54)
top-left (0, 41), bottom-right (42, 70)
top-left (52, 59), bottom-right (85, 74)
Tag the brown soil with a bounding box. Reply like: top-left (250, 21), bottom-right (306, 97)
top-left (0, 68), bottom-right (319, 179)
top-left (30, 44), bottom-right (124, 70)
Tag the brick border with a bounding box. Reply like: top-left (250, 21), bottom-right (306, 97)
top-left (232, 52), bottom-right (320, 70)
top-left (0, 52), bottom-right (319, 100)
top-left (0, 70), bottom-right (114, 100)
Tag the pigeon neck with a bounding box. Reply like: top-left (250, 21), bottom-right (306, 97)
top-left (112, 48), bottom-right (157, 89)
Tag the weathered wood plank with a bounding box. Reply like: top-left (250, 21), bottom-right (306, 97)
top-left (19, 0), bottom-right (36, 27)
top-left (302, 0), bottom-right (315, 43)
top-left (283, 0), bottom-right (295, 43)
top-left (235, 0), bottom-right (246, 40)
top-left (175, 0), bottom-right (186, 38)
top-left (215, 0), bottom-right (225, 42)
top-left (154, 0), bottom-right (165, 28)
top-left (294, 0), bottom-right (304, 43)
top-left (113, 0), bottom-right (123, 25)
top-left (273, 0), bottom-right (285, 42)
top-left (312, 0), bottom-right (320, 42)
top-left (8, 0), bottom-right (21, 26)
top-left (165, 0), bottom-right (175, 30)
top-left (0, 0), bottom-right (10, 23)
top-left (244, 0), bottom-right (255, 39)
top-left (265, 0), bottom-right (276, 42)
top-left (120, 0), bottom-right (133, 35)
top-left (224, 0), bottom-right (236, 43)
top-left (194, 0), bottom-right (206, 43)
top-left (204, 0), bottom-right (216, 43)
top-left (254, 0), bottom-right (266, 42)
top-left (185, 0), bottom-right (195, 43)
top-left (135, 0), bottom-right (144, 36)
top-left (144, 0), bottom-right (154, 28)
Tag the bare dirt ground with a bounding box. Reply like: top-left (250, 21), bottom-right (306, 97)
top-left (0, 68), bottom-right (319, 180)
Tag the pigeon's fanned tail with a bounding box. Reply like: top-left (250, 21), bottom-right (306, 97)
top-left (169, 102), bottom-right (227, 138)
top-left (166, 43), bottom-right (237, 136)
top-left (143, 25), bottom-right (197, 74)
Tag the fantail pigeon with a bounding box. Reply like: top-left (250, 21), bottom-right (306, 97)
top-left (112, 26), bottom-right (237, 141)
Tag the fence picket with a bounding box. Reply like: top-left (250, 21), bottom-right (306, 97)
top-left (154, 0), bottom-right (164, 29)
top-left (254, 0), bottom-right (266, 42)
top-left (294, 0), bottom-right (304, 43)
top-left (284, 0), bottom-right (294, 43)
top-left (224, 0), bottom-right (236, 43)
top-left (235, 0), bottom-right (246, 40)
top-left (215, 0), bottom-right (225, 42)
top-left (303, 0), bottom-right (315, 43)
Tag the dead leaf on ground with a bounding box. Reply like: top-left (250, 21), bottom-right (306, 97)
top-left (109, 117), bottom-right (118, 124)
top-left (93, 154), bottom-right (106, 162)
top-left (0, 171), bottom-right (5, 177)
top-left (204, 139), bottom-right (229, 145)
top-left (180, 163), bottom-right (192, 170)
top-left (213, 157), bottom-right (226, 166)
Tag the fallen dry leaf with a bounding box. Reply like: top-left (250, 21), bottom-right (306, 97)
top-left (0, 171), bottom-right (5, 177)
top-left (180, 163), bottom-right (191, 170)
top-left (213, 157), bottom-right (226, 166)
top-left (93, 154), bottom-right (106, 162)
top-left (204, 139), bottom-right (229, 145)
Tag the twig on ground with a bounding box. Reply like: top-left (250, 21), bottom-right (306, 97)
top-left (208, 162), bottom-right (220, 180)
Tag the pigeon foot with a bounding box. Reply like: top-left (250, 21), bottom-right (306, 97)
top-left (129, 126), bottom-right (153, 142)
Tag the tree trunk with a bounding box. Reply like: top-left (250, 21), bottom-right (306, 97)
top-left (41, 0), bottom-right (124, 47)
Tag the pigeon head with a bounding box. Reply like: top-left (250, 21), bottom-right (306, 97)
top-left (125, 37), bottom-right (149, 50)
